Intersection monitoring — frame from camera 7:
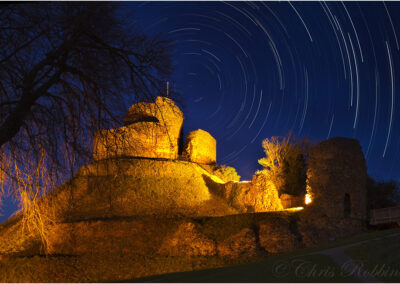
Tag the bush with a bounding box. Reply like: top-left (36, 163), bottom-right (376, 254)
top-left (212, 165), bottom-right (241, 182)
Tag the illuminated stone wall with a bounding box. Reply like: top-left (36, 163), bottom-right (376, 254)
top-left (183, 129), bottom-right (216, 164)
top-left (211, 173), bottom-right (283, 213)
top-left (306, 137), bottom-right (367, 220)
top-left (93, 97), bottom-right (183, 160)
top-left (94, 97), bottom-right (218, 164)
top-left (0, 212), bottom-right (302, 282)
top-left (123, 96), bottom-right (183, 139)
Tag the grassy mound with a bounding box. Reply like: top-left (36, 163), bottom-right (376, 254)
top-left (0, 156), bottom-right (368, 282)
top-left (46, 157), bottom-right (237, 222)
top-left (0, 157), bottom-right (240, 258)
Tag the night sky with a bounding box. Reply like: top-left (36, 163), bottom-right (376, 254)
top-left (1, 1), bottom-right (400, 222)
top-left (126, 1), bottom-right (400, 182)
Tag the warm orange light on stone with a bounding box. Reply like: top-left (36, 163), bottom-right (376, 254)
top-left (305, 193), bottom-right (312, 205)
top-left (93, 96), bottom-right (183, 161)
top-left (286, 206), bottom-right (304, 212)
top-left (183, 129), bottom-right (216, 164)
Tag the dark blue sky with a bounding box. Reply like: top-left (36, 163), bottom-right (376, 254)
top-left (125, 1), bottom-right (400, 181)
top-left (1, 1), bottom-right (400, 222)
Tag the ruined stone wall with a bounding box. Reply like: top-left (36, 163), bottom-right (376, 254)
top-left (123, 96), bottom-right (183, 138)
top-left (210, 173), bottom-right (283, 213)
top-left (306, 137), bottom-right (367, 220)
top-left (183, 129), bottom-right (217, 164)
top-left (93, 122), bottom-right (178, 160)
top-left (0, 211), bottom-right (302, 282)
top-left (93, 97), bottom-right (183, 160)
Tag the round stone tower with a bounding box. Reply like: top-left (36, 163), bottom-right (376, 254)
top-left (306, 137), bottom-right (367, 220)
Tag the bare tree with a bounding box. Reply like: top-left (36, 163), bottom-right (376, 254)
top-left (0, 3), bottom-right (174, 220)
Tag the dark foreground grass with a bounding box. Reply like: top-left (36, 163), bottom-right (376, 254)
top-left (131, 253), bottom-right (355, 283)
top-left (130, 228), bottom-right (400, 283)
top-left (345, 232), bottom-right (400, 283)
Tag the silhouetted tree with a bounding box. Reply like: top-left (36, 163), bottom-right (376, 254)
top-left (0, 4), bottom-right (173, 169)
top-left (367, 176), bottom-right (400, 209)
top-left (0, 3), bottom-right (173, 218)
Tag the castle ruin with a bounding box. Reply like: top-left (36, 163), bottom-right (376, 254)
top-left (92, 96), bottom-right (368, 222)
top-left (93, 96), bottom-right (184, 160)
top-left (306, 137), bottom-right (367, 220)
top-left (0, 96), bottom-right (369, 282)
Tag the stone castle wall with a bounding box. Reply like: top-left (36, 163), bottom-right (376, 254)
top-left (92, 97), bottom-right (218, 165)
top-left (306, 137), bottom-right (367, 220)
top-left (183, 129), bottom-right (217, 164)
top-left (93, 97), bottom-right (183, 160)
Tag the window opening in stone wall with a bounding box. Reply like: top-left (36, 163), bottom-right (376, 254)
top-left (344, 193), bottom-right (351, 218)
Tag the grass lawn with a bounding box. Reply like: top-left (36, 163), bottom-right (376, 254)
top-left (130, 228), bottom-right (400, 283)
top-left (345, 231), bottom-right (400, 283)
top-left (131, 254), bottom-right (355, 283)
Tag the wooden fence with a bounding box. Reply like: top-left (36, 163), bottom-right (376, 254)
top-left (370, 206), bottom-right (400, 225)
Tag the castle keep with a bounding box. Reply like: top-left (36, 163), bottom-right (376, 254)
top-left (93, 97), bottom-right (184, 160)
top-left (306, 137), bottom-right (367, 220)
top-left (93, 96), bottom-right (218, 166)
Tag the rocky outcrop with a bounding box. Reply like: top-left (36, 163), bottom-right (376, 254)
top-left (183, 129), bottom-right (216, 164)
top-left (93, 97), bottom-right (183, 161)
top-left (306, 137), bottom-right (367, 220)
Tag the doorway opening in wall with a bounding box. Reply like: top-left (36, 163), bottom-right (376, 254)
top-left (344, 193), bottom-right (351, 218)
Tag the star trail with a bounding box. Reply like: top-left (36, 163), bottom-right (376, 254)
top-left (126, 1), bottom-right (400, 181)
top-left (1, 1), bottom-right (399, 224)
